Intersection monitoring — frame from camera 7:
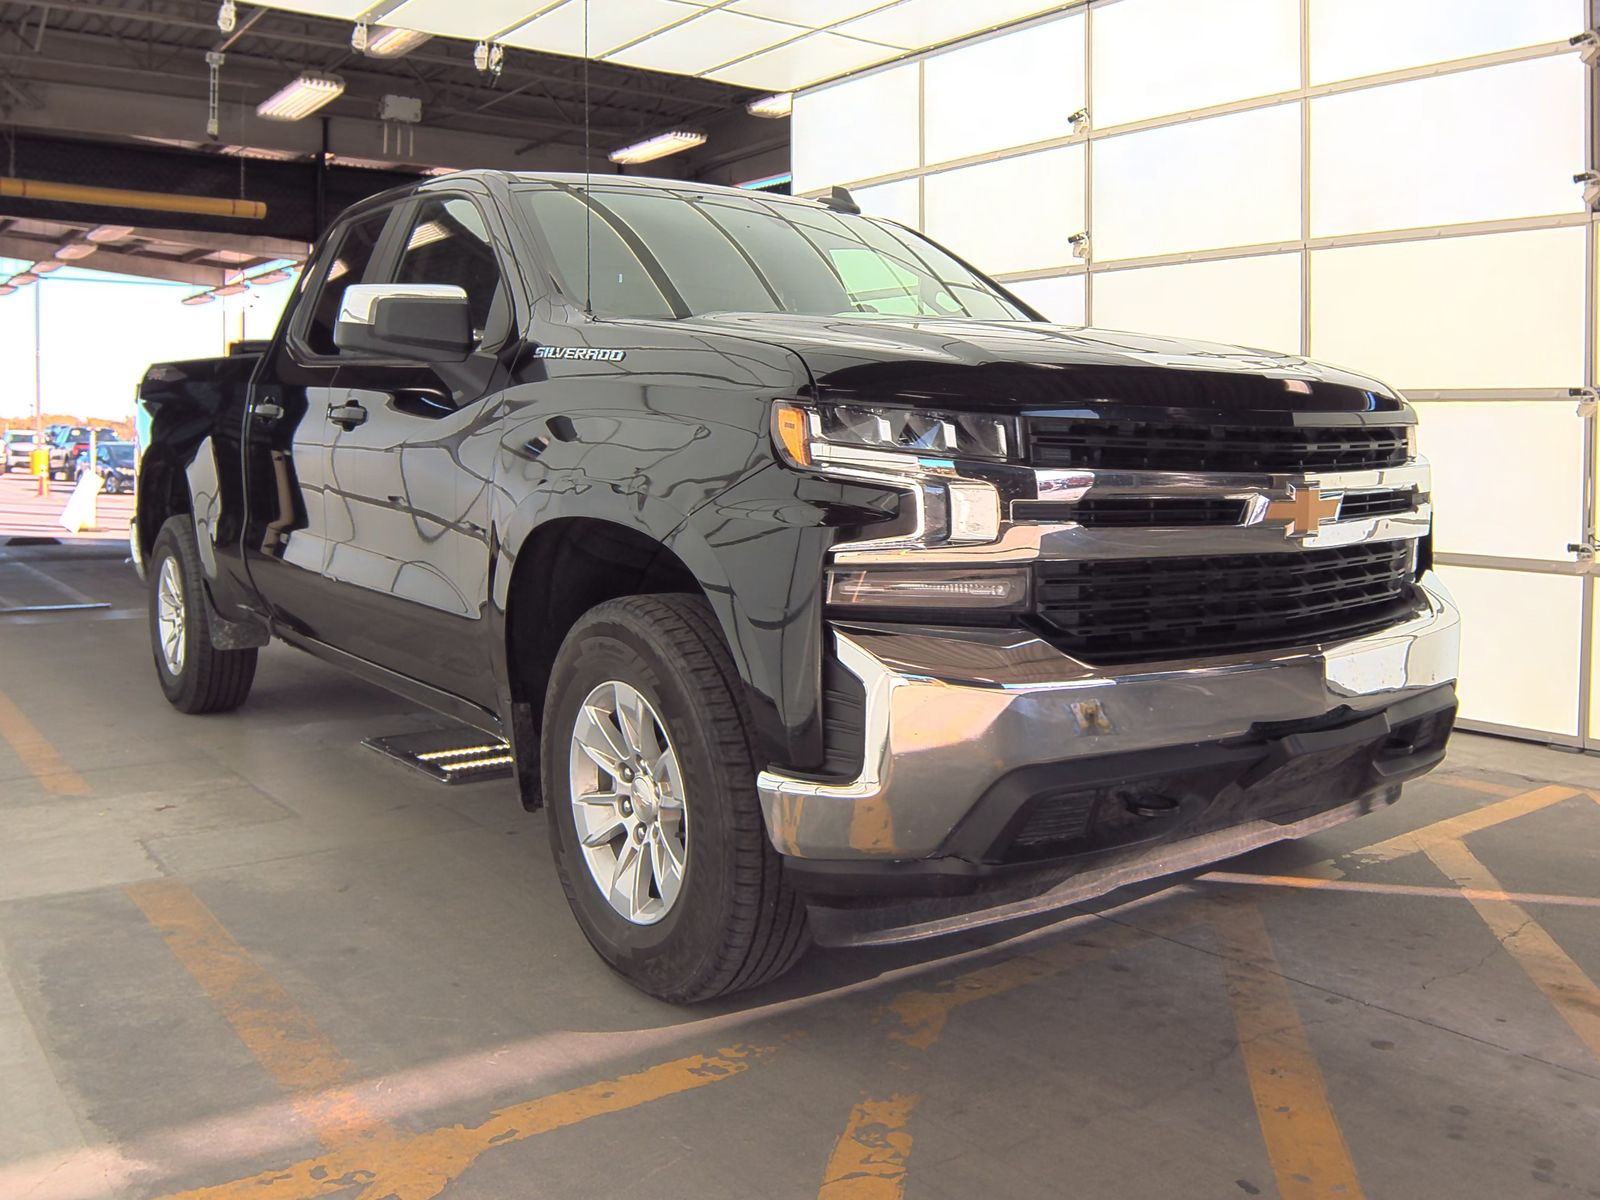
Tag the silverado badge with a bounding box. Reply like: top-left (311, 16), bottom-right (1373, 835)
top-left (1266, 485), bottom-right (1341, 537)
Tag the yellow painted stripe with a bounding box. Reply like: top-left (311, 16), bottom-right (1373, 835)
top-left (1423, 839), bottom-right (1600, 1062)
top-left (1435, 775), bottom-right (1523, 798)
top-left (818, 1094), bottom-right (918, 1200)
top-left (0, 686), bottom-right (88, 795)
top-left (125, 879), bottom-right (386, 1147)
top-left (158, 1044), bottom-right (768, 1200)
top-left (1213, 899), bottom-right (1366, 1200)
top-left (1203, 871), bottom-right (1600, 910)
top-left (1344, 785), bottom-right (1579, 866)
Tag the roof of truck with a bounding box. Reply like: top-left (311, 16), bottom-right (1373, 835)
top-left (425, 169), bottom-right (823, 209)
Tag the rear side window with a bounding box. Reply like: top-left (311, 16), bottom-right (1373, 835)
top-left (301, 211), bottom-right (390, 355)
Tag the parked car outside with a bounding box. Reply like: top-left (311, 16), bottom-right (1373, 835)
top-left (75, 440), bottom-right (137, 492)
top-left (3, 430), bottom-right (41, 473)
top-left (49, 427), bottom-right (120, 481)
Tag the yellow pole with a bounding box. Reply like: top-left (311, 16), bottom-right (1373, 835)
top-left (0, 177), bottom-right (266, 220)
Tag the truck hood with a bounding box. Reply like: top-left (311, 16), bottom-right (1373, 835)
top-left (668, 313), bottom-right (1406, 418)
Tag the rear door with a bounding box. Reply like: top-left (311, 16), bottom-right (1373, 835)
top-left (241, 202), bottom-right (403, 638)
top-left (317, 188), bottom-right (517, 704)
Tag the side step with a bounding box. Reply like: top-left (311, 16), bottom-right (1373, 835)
top-left (363, 728), bottom-right (515, 785)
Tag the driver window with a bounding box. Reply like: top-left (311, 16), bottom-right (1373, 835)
top-left (392, 197), bottom-right (507, 345)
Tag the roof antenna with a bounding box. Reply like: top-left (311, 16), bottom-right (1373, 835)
top-left (582, 0), bottom-right (592, 316)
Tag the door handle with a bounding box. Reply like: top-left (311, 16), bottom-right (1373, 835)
top-left (252, 401), bottom-right (284, 421)
top-left (328, 402), bottom-right (368, 430)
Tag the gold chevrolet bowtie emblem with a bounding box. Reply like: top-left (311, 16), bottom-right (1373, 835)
top-left (1265, 485), bottom-right (1342, 537)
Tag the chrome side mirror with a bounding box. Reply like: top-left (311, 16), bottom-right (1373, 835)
top-left (334, 283), bottom-right (472, 362)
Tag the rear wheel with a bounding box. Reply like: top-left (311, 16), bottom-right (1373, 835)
top-left (148, 516), bottom-right (257, 714)
top-left (542, 594), bottom-right (810, 1002)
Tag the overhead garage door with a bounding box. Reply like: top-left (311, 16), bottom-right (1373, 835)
top-left (791, 0), bottom-right (1596, 747)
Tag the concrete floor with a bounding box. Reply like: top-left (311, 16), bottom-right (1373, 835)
top-left (1, 544), bottom-right (1597, 1200)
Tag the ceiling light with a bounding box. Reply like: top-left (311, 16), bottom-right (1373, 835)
top-left (222, 144), bottom-right (302, 161)
top-left (257, 72), bottom-right (345, 122)
top-left (56, 242), bottom-right (97, 260)
top-left (746, 93), bottom-right (793, 119)
top-left (217, 0), bottom-right (236, 33)
top-left (737, 172), bottom-right (792, 191)
top-left (212, 282), bottom-right (249, 296)
top-left (422, 165), bottom-right (458, 177)
top-left (249, 268), bottom-right (291, 284)
top-left (608, 130), bottom-right (707, 166)
top-left (31, 261), bottom-right (63, 273)
top-left (182, 292), bottom-right (216, 305)
top-left (365, 26), bottom-right (431, 58)
top-left (11, 272), bottom-right (38, 285)
top-left (0, 285), bottom-right (15, 297)
top-left (86, 224), bottom-right (134, 243)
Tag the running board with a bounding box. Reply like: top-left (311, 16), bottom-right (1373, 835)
top-left (363, 729), bottom-right (515, 785)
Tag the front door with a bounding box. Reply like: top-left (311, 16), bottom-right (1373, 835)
top-left (317, 192), bottom-right (515, 705)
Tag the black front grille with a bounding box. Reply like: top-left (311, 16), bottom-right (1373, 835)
top-left (1034, 542), bottom-right (1422, 665)
top-left (1013, 497), bottom-right (1247, 527)
top-left (1337, 490), bottom-right (1416, 521)
top-left (1027, 419), bottom-right (1410, 474)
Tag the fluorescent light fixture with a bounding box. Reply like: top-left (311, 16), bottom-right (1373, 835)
top-left (365, 25), bottom-right (431, 58)
top-left (746, 93), bottom-right (793, 118)
top-left (249, 268), bottom-right (291, 284)
top-left (407, 220), bottom-right (451, 250)
top-left (608, 130), bottom-right (706, 165)
top-left (56, 242), bottom-right (97, 260)
top-left (422, 165), bottom-right (459, 177)
top-left (222, 144), bottom-right (302, 161)
top-left (737, 172), bottom-right (793, 191)
top-left (182, 292), bottom-right (216, 305)
top-left (10, 272), bottom-right (38, 285)
top-left (212, 282), bottom-right (249, 296)
top-left (257, 72), bottom-right (345, 121)
top-left (86, 224), bottom-right (134, 243)
top-left (0, 285), bottom-right (15, 296)
top-left (31, 261), bottom-right (63, 274)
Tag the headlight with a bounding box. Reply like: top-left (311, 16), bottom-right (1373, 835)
top-left (772, 401), bottom-right (1010, 547)
top-left (772, 401), bottom-right (1014, 468)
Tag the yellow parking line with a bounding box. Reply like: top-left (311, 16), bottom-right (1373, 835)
top-left (1423, 839), bottom-right (1600, 1062)
top-left (1212, 899), bottom-right (1366, 1200)
top-left (125, 879), bottom-right (389, 1148)
top-left (818, 1094), bottom-right (918, 1200)
top-left (1344, 785), bottom-right (1580, 866)
top-left (1202, 871), bottom-right (1600, 910)
top-left (0, 685), bottom-right (88, 795)
top-left (159, 1044), bottom-right (770, 1200)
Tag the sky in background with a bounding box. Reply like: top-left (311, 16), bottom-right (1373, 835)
top-left (0, 258), bottom-right (298, 422)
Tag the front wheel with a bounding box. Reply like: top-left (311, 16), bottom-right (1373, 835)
top-left (148, 516), bottom-right (258, 714)
top-left (542, 594), bottom-right (809, 1002)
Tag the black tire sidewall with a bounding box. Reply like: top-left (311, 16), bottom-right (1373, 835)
top-left (148, 520), bottom-right (207, 708)
top-left (543, 614), bottom-right (745, 998)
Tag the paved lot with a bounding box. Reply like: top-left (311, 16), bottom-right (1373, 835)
top-left (1, 545), bottom-right (1597, 1200)
top-left (0, 471), bottom-right (136, 545)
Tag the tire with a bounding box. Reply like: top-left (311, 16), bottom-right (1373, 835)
top-left (542, 594), bottom-right (810, 1003)
top-left (148, 516), bottom-right (258, 714)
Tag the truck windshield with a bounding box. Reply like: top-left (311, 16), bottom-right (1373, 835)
top-left (517, 184), bottom-right (1031, 323)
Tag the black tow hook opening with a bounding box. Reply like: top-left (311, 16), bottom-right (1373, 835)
top-left (1122, 792), bottom-right (1183, 820)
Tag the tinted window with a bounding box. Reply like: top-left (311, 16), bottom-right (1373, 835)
top-left (302, 210), bottom-right (390, 355)
top-left (516, 185), bottom-right (1029, 322)
top-left (392, 196), bottom-right (506, 341)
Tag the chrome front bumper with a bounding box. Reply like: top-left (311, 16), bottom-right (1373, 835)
top-left (758, 572), bottom-right (1460, 862)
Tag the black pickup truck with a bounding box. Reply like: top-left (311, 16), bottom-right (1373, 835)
top-left (134, 172), bottom-right (1460, 1001)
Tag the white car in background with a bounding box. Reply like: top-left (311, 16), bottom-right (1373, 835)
top-left (3, 430), bottom-right (40, 473)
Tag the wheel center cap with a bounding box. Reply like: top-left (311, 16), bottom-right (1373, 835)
top-left (631, 777), bottom-right (660, 822)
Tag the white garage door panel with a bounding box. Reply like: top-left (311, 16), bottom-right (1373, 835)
top-left (1415, 401), bottom-right (1585, 561)
top-left (852, 179), bottom-right (920, 226)
top-left (923, 146), bottom-right (1086, 275)
top-left (923, 14), bottom-right (1085, 166)
top-left (1006, 275), bottom-right (1086, 325)
top-left (1309, 0), bottom-right (1579, 84)
top-left (1091, 0), bottom-right (1300, 127)
top-left (792, 64), bottom-right (919, 191)
top-left (1092, 106), bottom-right (1300, 262)
top-left (1311, 57), bottom-right (1586, 237)
top-left (1310, 226), bottom-right (1587, 391)
top-left (1091, 254), bottom-right (1301, 354)
top-left (1436, 566), bottom-right (1583, 736)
